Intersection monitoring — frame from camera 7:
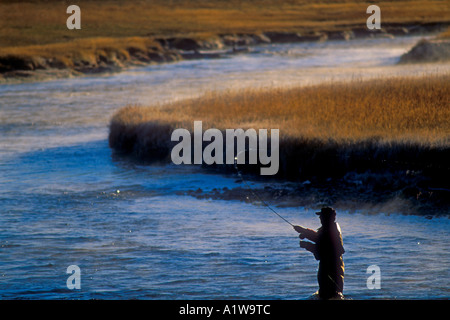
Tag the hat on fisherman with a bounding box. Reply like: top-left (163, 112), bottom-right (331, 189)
top-left (316, 207), bottom-right (336, 219)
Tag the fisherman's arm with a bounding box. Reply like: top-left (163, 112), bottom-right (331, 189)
top-left (293, 225), bottom-right (319, 243)
top-left (300, 241), bottom-right (319, 260)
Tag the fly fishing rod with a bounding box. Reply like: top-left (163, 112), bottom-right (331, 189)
top-left (234, 150), bottom-right (294, 227)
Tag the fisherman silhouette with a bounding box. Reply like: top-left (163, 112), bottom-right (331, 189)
top-left (293, 207), bottom-right (345, 299)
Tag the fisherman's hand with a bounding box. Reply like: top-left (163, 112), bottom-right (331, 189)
top-left (293, 225), bottom-right (306, 233)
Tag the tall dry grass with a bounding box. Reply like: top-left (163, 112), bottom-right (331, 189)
top-left (1, 0), bottom-right (448, 76)
top-left (110, 74), bottom-right (449, 182)
top-left (1, 0), bottom-right (448, 47)
top-left (110, 74), bottom-right (450, 147)
top-left (109, 74), bottom-right (450, 211)
top-left (1, 0), bottom-right (449, 63)
top-left (0, 37), bottom-right (169, 73)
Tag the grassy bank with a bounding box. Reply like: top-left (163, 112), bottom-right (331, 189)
top-left (400, 26), bottom-right (450, 63)
top-left (1, 0), bottom-right (449, 79)
top-left (1, 0), bottom-right (449, 46)
top-left (400, 37), bottom-right (450, 63)
top-left (109, 74), bottom-right (450, 214)
top-left (0, 37), bottom-right (180, 75)
top-left (110, 75), bottom-right (450, 147)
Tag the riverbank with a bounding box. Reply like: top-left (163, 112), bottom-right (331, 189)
top-left (1, 0), bottom-right (449, 83)
top-left (1, 24), bottom-right (448, 84)
top-left (400, 39), bottom-right (450, 63)
top-left (108, 74), bottom-right (450, 216)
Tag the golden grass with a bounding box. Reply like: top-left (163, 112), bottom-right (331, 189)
top-left (110, 74), bottom-right (450, 147)
top-left (109, 74), bottom-right (450, 198)
top-left (1, 0), bottom-right (449, 47)
top-left (0, 37), bottom-right (162, 70)
top-left (1, 0), bottom-right (448, 75)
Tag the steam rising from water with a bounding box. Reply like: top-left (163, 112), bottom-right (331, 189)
top-left (0, 36), bottom-right (449, 299)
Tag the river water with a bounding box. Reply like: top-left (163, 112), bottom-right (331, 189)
top-left (0, 36), bottom-right (449, 299)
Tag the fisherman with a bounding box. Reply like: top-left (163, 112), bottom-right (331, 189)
top-left (293, 207), bottom-right (345, 299)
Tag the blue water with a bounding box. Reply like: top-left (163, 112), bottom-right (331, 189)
top-left (0, 36), bottom-right (449, 299)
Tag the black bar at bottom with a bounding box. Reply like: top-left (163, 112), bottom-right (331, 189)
top-left (0, 300), bottom-right (448, 318)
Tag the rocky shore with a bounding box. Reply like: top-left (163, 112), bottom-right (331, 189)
top-left (1, 22), bottom-right (448, 83)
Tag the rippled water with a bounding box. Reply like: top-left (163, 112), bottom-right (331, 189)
top-left (0, 36), bottom-right (449, 299)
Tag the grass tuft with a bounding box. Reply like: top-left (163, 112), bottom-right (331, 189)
top-left (109, 74), bottom-right (450, 212)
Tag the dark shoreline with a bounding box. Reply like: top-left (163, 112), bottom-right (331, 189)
top-left (110, 134), bottom-right (450, 217)
top-left (106, 69), bottom-right (450, 217)
top-left (110, 153), bottom-right (450, 217)
top-left (1, 22), bottom-right (449, 84)
top-left (179, 175), bottom-right (450, 217)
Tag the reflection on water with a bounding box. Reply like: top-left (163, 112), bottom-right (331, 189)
top-left (0, 36), bottom-right (449, 299)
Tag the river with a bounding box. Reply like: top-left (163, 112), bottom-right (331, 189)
top-left (0, 36), bottom-right (449, 299)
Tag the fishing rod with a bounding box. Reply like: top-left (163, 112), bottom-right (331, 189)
top-left (234, 150), bottom-right (294, 227)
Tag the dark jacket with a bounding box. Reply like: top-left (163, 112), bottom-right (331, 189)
top-left (300, 222), bottom-right (345, 299)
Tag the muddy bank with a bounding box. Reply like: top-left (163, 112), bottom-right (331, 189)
top-left (178, 169), bottom-right (450, 217)
top-left (399, 38), bottom-right (450, 63)
top-left (1, 22), bottom-right (448, 83)
top-left (0, 42), bottom-right (182, 83)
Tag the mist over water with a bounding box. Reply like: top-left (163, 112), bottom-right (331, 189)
top-left (0, 36), bottom-right (449, 299)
